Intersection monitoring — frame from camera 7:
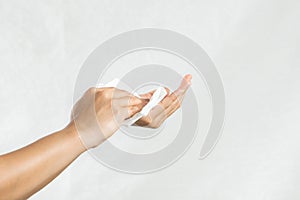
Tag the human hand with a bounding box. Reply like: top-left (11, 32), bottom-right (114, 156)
top-left (134, 74), bottom-right (192, 128)
top-left (69, 87), bottom-right (148, 149)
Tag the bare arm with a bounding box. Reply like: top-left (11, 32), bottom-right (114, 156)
top-left (0, 87), bottom-right (147, 199)
top-left (0, 75), bottom-right (191, 199)
top-left (0, 125), bottom-right (84, 199)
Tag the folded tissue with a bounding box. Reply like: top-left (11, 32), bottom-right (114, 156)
top-left (96, 78), bottom-right (168, 126)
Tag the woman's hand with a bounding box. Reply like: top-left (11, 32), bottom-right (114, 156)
top-left (0, 86), bottom-right (148, 199)
top-left (70, 87), bottom-right (148, 149)
top-left (134, 74), bottom-right (192, 128)
top-left (0, 77), bottom-right (189, 199)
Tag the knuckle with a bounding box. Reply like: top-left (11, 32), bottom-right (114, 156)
top-left (100, 90), bottom-right (111, 99)
top-left (87, 87), bottom-right (96, 94)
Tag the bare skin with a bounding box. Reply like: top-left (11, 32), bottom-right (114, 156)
top-left (0, 74), bottom-right (192, 199)
top-left (136, 74), bottom-right (192, 128)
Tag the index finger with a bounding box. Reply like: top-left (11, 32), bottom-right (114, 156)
top-left (117, 95), bottom-right (149, 107)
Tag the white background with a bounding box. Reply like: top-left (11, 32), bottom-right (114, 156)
top-left (0, 0), bottom-right (299, 199)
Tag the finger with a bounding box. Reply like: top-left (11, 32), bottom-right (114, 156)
top-left (139, 87), bottom-right (170, 99)
top-left (134, 115), bottom-right (152, 126)
top-left (174, 74), bottom-right (192, 97)
top-left (149, 102), bottom-right (169, 119)
top-left (116, 95), bottom-right (149, 107)
top-left (149, 103), bottom-right (165, 118)
top-left (123, 105), bottom-right (144, 119)
top-left (139, 90), bottom-right (155, 99)
top-left (157, 95), bottom-right (180, 117)
top-left (96, 87), bottom-right (130, 99)
top-left (164, 98), bottom-right (181, 116)
top-left (159, 93), bottom-right (178, 109)
top-left (144, 91), bottom-right (175, 119)
top-left (160, 76), bottom-right (190, 116)
top-left (151, 88), bottom-right (183, 118)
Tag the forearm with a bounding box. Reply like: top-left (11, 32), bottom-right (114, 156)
top-left (0, 124), bottom-right (86, 199)
top-left (0, 85), bottom-right (153, 199)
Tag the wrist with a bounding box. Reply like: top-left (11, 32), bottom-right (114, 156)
top-left (62, 123), bottom-right (87, 154)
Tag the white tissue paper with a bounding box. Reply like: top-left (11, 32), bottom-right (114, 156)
top-left (96, 79), bottom-right (168, 126)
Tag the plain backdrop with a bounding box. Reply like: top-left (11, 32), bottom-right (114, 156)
top-left (0, 0), bottom-right (299, 199)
